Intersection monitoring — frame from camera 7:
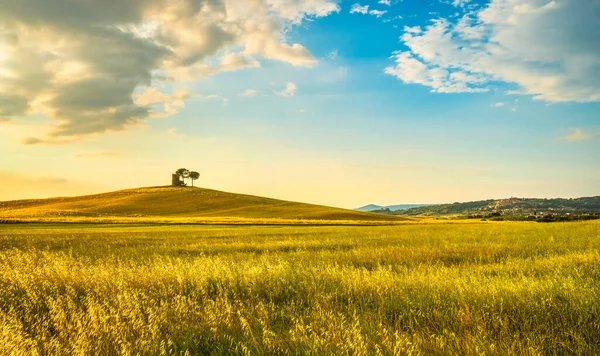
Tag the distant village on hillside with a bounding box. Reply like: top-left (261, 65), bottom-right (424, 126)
top-left (368, 197), bottom-right (600, 222)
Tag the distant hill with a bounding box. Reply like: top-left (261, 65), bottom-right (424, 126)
top-left (355, 204), bottom-right (385, 212)
top-left (387, 204), bottom-right (439, 211)
top-left (0, 186), bottom-right (404, 223)
top-left (394, 197), bottom-right (600, 216)
top-left (355, 204), bottom-right (438, 212)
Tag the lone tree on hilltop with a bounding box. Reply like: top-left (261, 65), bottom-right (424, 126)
top-left (175, 168), bottom-right (190, 185)
top-left (189, 171), bottom-right (200, 187)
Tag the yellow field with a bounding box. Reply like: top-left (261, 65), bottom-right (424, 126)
top-left (1, 221), bottom-right (598, 355)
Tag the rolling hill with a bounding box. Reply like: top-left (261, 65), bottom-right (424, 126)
top-left (0, 186), bottom-right (404, 223)
top-left (355, 204), bottom-right (438, 212)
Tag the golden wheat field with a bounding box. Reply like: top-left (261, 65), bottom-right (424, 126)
top-left (1, 221), bottom-right (599, 355)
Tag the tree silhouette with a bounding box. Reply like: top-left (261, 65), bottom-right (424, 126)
top-left (189, 171), bottom-right (200, 187)
top-left (175, 168), bottom-right (189, 185)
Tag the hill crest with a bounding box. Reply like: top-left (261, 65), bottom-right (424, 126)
top-left (0, 186), bottom-right (404, 223)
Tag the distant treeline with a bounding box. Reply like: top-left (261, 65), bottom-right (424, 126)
top-left (468, 212), bottom-right (600, 222)
top-left (0, 220), bottom-right (23, 224)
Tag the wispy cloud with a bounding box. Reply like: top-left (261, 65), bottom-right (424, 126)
top-left (441, 0), bottom-right (471, 7)
top-left (20, 137), bottom-right (79, 146)
top-left (350, 3), bottom-right (388, 18)
top-left (240, 89), bottom-right (258, 97)
top-left (76, 151), bottom-right (123, 158)
top-left (134, 88), bottom-right (192, 118)
top-left (343, 163), bottom-right (429, 171)
top-left (275, 83), bottom-right (297, 97)
top-left (369, 10), bottom-right (388, 18)
top-left (561, 128), bottom-right (598, 142)
top-left (203, 94), bottom-right (229, 104)
top-left (350, 3), bottom-right (369, 14)
top-left (167, 128), bottom-right (182, 138)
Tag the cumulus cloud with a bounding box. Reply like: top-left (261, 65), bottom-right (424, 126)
top-left (350, 4), bottom-right (370, 14)
top-left (378, 0), bottom-right (392, 6)
top-left (275, 82), bottom-right (298, 97)
top-left (385, 50), bottom-right (488, 93)
top-left (350, 3), bottom-right (388, 17)
top-left (385, 0), bottom-right (600, 102)
top-left (369, 10), bottom-right (388, 18)
top-left (0, 94), bottom-right (28, 120)
top-left (0, 0), bottom-right (339, 141)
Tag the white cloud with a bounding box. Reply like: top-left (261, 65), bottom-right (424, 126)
top-left (350, 4), bottom-right (369, 14)
top-left (240, 89), bottom-right (260, 97)
top-left (445, 0), bottom-right (471, 7)
top-left (378, 0), bottom-right (391, 6)
top-left (0, 0), bottom-right (339, 140)
top-left (385, 51), bottom-right (488, 93)
top-left (203, 94), bottom-right (229, 104)
top-left (384, 15), bottom-right (404, 23)
top-left (403, 26), bottom-right (422, 34)
top-left (350, 3), bottom-right (388, 18)
top-left (267, 0), bottom-right (341, 24)
top-left (134, 88), bottom-right (227, 118)
top-left (561, 128), bottom-right (598, 142)
top-left (167, 128), bottom-right (180, 137)
top-left (385, 0), bottom-right (600, 102)
top-left (275, 82), bottom-right (298, 97)
top-left (134, 88), bottom-right (192, 119)
top-left (328, 49), bottom-right (339, 60)
top-left (492, 102), bottom-right (505, 107)
top-left (369, 10), bottom-right (388, 18)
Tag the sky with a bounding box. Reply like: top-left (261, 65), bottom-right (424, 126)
top-left (0, 0), bottom-right (599, 208)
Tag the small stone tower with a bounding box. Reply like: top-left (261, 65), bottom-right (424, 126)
top-left (172, 174), bottom-right (182, 186)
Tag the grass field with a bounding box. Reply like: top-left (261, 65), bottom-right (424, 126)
top-left (1, 221), bottom-right (598, 355)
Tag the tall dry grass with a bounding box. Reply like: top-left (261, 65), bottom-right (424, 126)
top-left (0, 221), bottom-right (598, 355)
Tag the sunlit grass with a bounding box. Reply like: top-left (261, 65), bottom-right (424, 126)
top-left (1, 221), bottom-right (598, 354)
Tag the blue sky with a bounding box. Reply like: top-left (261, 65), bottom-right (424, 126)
top-left (0, 0), bottom-right (598, 207)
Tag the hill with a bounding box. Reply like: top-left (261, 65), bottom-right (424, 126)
top-left (394, 197), bottom-right (600, 217)
top-left (0, 186), bottom-right (404, 224)
top-left (355, 204), bottom-right (384, 212)
top-left (355, 204), bottom-right (437, 212)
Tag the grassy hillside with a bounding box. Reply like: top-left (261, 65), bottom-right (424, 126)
top-left (0, 186), bottom-right (402, 223)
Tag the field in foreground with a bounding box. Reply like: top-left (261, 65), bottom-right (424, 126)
top-left (1, 221), bottom-right (599, 355)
